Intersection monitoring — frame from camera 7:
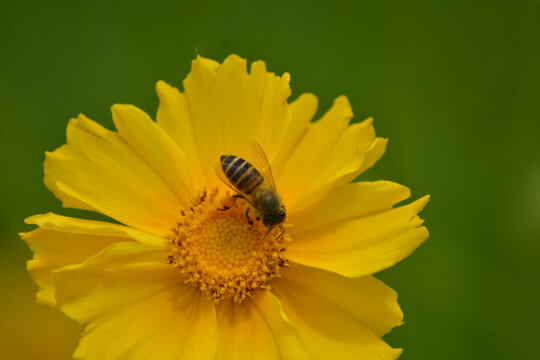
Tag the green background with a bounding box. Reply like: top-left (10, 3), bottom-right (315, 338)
top-left (1, 0), bottom-right (539, 359)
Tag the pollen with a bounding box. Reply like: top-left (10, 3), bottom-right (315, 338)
top-left (168, 188), bottom-right (290, 303)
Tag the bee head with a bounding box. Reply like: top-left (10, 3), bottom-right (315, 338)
top-left (262, 206), bottom-right (286, 227)
top-left (257, 191), bottom-right (286, 227)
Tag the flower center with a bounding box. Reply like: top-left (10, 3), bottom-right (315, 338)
top-left (168, 188), bottom-right (290, 303)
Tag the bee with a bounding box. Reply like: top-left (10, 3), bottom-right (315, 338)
top-left (216, 142), bottom-right (286, 233)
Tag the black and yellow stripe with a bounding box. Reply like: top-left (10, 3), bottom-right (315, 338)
top-left (221, 155), bottom-right (264, 195)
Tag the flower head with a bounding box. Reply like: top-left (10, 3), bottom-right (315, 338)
top-left (22, 54), bottom-right (429, 359)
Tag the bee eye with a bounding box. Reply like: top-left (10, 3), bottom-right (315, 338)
top-left (279, 210), bottom-right (285, 219)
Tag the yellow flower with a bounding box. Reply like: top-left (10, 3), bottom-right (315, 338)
top-left (21, 54), bottom-right (429, 360)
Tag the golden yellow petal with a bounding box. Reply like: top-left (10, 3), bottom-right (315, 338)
top-left (357, 136), bottom-right (388, 174)
top-left (215, 292), bottom-right (308, 360)
top-left (156, 80), bottom-right (208, 184)
top-left (276, 264), bottom-right (403, 336)
top-left (287, 155), bottom-right (366, 215)
top-left (25, 212), bottom-right (167, 247)
top-left (289, 181), bottom-right (410, 234)
top-left (251, 61), bottom-right (292, 162)
top-left (20, 213), bottom-right (166, 306)
top-left (179, 55), bottom-right (292, 188)
top-left (272, 267), bottom-right (402, 360)
top-left (316, 119), bottom-right (383, 184)
top-left (53, 257), bottom-right (217, 360)
top-left (44, 114), bottom-right (181, 236)
top-left (183, 55), bottom-right (255, 187)
top-left (277, 97), bottom-right (385, 209)
top-left (272, 93), bottom-right (318, 175)
top-left (278, 96), bottom-right (352, 199)
top-left (288, 196), bottom-right (430, 278)
top-left (112, 104), bottom-right (197, 205)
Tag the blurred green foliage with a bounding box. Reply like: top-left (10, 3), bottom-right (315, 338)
top-left (1, 0), bottom-right (539, 359)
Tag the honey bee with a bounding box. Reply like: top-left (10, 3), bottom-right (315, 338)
top-left (216, 142), bottom-right (286, 232)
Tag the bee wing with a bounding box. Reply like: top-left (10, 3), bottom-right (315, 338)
top-left (214, 162), bottom-right (257, 207)
top-left (250, 141), bottom-right (277, 191)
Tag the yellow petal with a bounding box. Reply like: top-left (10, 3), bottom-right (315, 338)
top-left (277, 264), bottom-right (403, 337)
top-left (183, 55), bottom-right (255, 187)
top-left (216, 292), bottom-right (308, 360)
top-left (53, 258), bottom-right (217, 360)
top-left (182, 55), bottom-right (292, 188)
top-left (357, 136), bottom-right (388, 175)
top-left (301, 118), bottom-right (376, 192)
top-left (112, 104), bottom-right (197, 205)
top-left (288, 196), bottom-right (430, 278)
top-left (156, 80), bottom-right (208, 184)
top-left (44, 114), bottom-right (181, 236)
top-left (289, 181), bottom-right (411, 234)
top-left (278, 96), bottom-right (352, 200)
top-left (25, 212), bottom-right (166, 247)
top-left (277, 97), bottom-right (385, 209)
top-left (272, 93), bottom-right (318, 175)
top-left (287, 154), bottom-right (365, 214)
top-left (251, 61), bottom-right (292, 162)
top-left (272, 268), bottom-right (402, 360)
top-left (20, 213), bottom-right (166, 306)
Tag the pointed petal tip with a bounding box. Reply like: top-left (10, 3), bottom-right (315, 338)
top-left (23, 213), bottom-right (53, 225)
top-left (282, 71), bottom-right (291, 83)
top-left (297, 92), bottom-right (318, 103)
top-left (72, 113), bottom-right (91, 124)
top-left (415, 195), bottom-right (431, 212)
top-left (156, 79), bottom-right (172, 93)
top-left (250, 59), bottom-right (267, 73)
top-left (191, 55), bottom-right (220, 71)
top-left (223, 53), bottom-right (246, 64)
top-left (363, 116), bottom-right (374, 124)
top-left (110, 103), bottom-right (138, 114)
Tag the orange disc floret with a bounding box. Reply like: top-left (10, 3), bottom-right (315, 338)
top-left (168, 188), bottom-right (290, 303)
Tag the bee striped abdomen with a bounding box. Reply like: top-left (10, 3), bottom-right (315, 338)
top-left (221, 155), bottom-right (263, 195)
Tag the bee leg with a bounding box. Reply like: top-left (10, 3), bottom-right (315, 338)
top-left (276, 226), bottom-right (285, 240)
top-left (245, 207), bottom-right (254, 225)
top-left (232, 194), bottom-right (243, 199)
top-left (263, 227), bottom-right (273, 239)
top-left (218, 194), bottom-right (240, 211)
